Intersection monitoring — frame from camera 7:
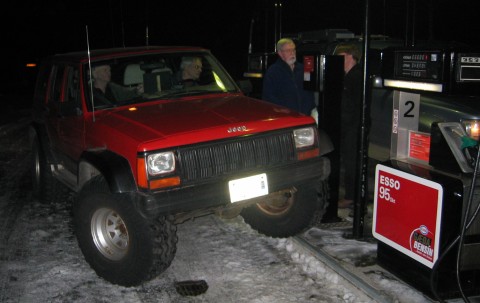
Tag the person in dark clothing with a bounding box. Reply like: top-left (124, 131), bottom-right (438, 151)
top-left (262, 38), bottom-right (315, 115)
top-left (92, 64), bottom-right (142, 106)
top-left (335, 44), bottom-right (363, 209)
top-left (92, 65), bottom-right (116, 105)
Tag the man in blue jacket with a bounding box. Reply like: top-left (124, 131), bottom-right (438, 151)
top-left (262, 38), bottom-right (315, 115)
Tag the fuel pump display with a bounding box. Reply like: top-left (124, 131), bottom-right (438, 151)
top-left (383, 48), bottom-right (480, 95)
top-left (373, 46), bottom-right (480, 300)
top-left (394, 51), bottom-right (443, 82)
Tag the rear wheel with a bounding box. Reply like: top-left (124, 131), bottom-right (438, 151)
top-left (31, 132), bottom-right (68, 204)
top-left (73, 176), bottom-right (177, 286)
top-left (240, 180), bottom-right (328, 238)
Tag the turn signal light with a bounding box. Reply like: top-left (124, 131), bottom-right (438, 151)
top-left (137, 158), bottom-right (148, 188)
top-left (150, 176), bottom-right (181, 189)
top-left (297, 148), bottom-right (320, 160)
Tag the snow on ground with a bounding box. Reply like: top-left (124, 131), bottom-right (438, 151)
top-left (0, 117), bottom-right (471, 303)
top-left (0, 118), bottom-right (372, 302)
top-left (0, 197), bottom-right (374, 303)
top-left (302, 226), bottom-right (432, 303)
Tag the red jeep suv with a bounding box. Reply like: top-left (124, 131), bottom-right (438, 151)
top-left (30, 46), bottom-right (331, 286)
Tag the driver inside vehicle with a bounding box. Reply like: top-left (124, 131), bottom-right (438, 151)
top-left (174, 57), bottom-right (203, 87)
top-left (91, 64), bottom-right (143, 106)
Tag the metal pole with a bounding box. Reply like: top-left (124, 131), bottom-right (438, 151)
top-left (274, 2), bottom-right (278, 51)
top-left (279, 1), bottom-right (282, 39)
top-left (411, 0), bottom-right (416, 47)
top-left (248, 18), bottom-right (254, 54)
top-left (352, 0), bottom-right (371, 239)
top-left (405, 0), bottom-right (410, 47)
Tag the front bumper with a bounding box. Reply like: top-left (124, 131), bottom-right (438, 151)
top-left (134, 156), bottom-right (330, 218)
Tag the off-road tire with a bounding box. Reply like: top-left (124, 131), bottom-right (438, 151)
top-left (73, 176), bottom-right (177, 286)
top-left (240, 180), bottom-right (328, 238)
top-left (31, 132), bottom-right (69, 204)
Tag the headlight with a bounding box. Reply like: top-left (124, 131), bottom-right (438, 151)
top-left (147, 151), bottom-right (175, 176)
top-left (462, 120), bottom-right (480, 141)
top-left (294, 127), bottom-right (315, 148)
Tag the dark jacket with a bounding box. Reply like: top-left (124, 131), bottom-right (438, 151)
top-left (340, 62), bottom-right (363, 200)
top-left (341, 63), bottom-right (363, 130)
top-left (173, 71), bottom-right (199, 87)
top-left (262, 59), bottom-right (315, 115)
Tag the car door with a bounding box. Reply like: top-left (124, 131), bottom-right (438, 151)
top-left (44, 64), bottom-right (64, 156)
top-left (55, 65), bottom-right (85, 173)
top-left (44, 63), bottom-right (85, 174)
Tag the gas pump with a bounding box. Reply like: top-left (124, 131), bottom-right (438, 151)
top-left (372, 47), bottom-right (480, 300)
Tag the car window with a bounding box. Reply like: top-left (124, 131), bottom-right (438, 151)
top-left (65, 67), bottom-right (80, 103)
top-left (49, 65), bottom-right (65, 106)
top-left (33, 63), bottom-right (52, 106)
top-left (84, 52), bottom-right (239, 111)
top-left (60, 66), bottom-right (82, 117)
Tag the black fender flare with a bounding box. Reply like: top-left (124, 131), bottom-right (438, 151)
top-left (80, 150), bottom-right (137, 194)
top-left (317, 127), bottom-right (334, 156)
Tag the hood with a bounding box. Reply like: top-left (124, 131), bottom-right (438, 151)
top-left (91, 94), bottom-right (313, 150)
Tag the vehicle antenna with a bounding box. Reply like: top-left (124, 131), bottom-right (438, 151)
top-left (86, 25), bottom-right (96, 122)
top-left (146, 26), bottom-right (149, 46)
top-left (120, 0), bottom-right (125, 47)
top-left (248, 18), bottom-right (254, 54)
top-left (121, 21), bottom-right (126, 48)
top-left (144, 0), bottom-right (149, 46)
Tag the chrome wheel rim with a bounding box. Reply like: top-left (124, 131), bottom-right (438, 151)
top-left (91, 208), bottom-right (129, 261)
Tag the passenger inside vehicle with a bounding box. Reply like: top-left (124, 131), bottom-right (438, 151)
top-left (91, 64), bottom-right (142, 106)
top-left (86, 53), bottom-right (236, 107)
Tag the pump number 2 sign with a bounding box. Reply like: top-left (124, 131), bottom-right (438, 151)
top-left (372, 164), bottom-right (443, 268)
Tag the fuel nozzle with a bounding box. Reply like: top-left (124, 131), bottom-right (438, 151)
top-left (461, 136), bottom-right (479, 168)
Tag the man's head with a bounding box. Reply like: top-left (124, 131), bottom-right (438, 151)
top-left (180, 57), bottom-right (202, 80)
top-left (277, 38), bottom-right (296, 68)
top-left (92, 65), bottom-right (111, 82)
top-left (92, 65), bottom-right (111, 91)
top-left (334, 43), bottom-right (362, 74)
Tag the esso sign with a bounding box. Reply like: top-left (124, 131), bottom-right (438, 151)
top-left (379, 175), bottom-right (401, 190)
top-left (373, 164), bottom-right (443, 269)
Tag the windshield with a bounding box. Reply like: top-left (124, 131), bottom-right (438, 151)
top-left (84, 51), bottom-right (239, 110)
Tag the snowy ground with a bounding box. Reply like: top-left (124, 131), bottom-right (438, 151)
top-left (0, 119), bottom-right (373, 302)
top-left (0, 116), bottom-right (473, 303)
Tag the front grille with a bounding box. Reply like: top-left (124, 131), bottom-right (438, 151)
top-left (177, 131), bottom-right (297, 182)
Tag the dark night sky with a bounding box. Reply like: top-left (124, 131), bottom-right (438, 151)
top-left (3, 0), bottom-right (479, 92)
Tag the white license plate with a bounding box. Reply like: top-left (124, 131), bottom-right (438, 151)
top-left (228, 173), bottom-right (268, 203)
